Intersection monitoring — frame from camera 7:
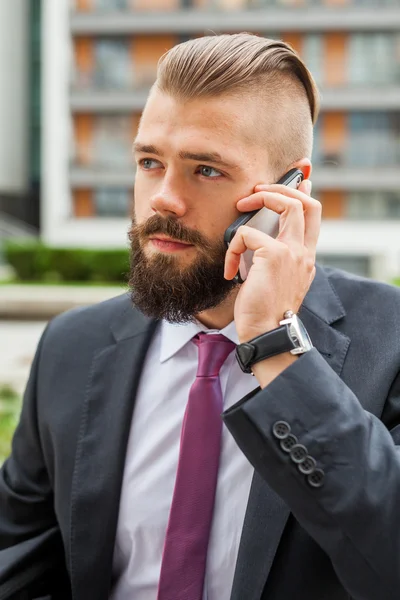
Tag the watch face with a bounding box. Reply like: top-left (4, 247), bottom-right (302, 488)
top-left (288, 315), bottom-right (313, 354)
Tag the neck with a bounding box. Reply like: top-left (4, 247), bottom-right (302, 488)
top-left (194, 289), bottom-right (239, 331)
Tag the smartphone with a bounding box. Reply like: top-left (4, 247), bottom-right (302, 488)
top-left (224, 168), bottom-right (304, 284)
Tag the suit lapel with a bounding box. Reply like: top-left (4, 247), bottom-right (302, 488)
top-left (69, 301), bottom-right (158, 600)
top-left (230, 266), bottom-right (351, 600)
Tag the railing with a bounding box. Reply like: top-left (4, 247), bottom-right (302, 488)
top-left (69, 7), bottom-right (400, 34)
top-left (74, 0), bottom-right (400, 11)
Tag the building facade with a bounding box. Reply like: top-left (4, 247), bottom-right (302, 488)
top-left (0, 1), bottom-right (41, 233)
top-left (42, 0), bottom-right (400, 279)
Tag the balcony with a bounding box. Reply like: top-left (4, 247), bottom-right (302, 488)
top-left (70, 86), bottom-right (400, 113)
top-left (69, 166), bottom-right (400, 191)
top-left (312, 167), bottom-right (400, 191)
top-left (70, 167), bottom-right (135, 188)
top-left (70, 8), bottom-right (400, 35)
top-left (320, 87), bottom-right (400, 112)
top-left (70, 88), bottom-right (149, 112)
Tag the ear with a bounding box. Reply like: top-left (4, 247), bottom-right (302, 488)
top-left (291, 157), bottom-right (312, 180)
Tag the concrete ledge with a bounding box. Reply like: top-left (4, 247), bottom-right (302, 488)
top-left (70, 8), bottom-right (400, 34)
top-left (0, 284), bottom-right (125, 319)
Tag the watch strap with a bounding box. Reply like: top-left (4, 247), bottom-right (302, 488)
top-left (236, 324), bottom-right (296, 373)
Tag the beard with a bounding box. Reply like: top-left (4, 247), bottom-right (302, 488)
top-left (128, 213), bottom-right (238, 323)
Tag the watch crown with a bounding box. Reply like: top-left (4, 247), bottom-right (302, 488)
top-left (283, 310), bottom-right (294, 319)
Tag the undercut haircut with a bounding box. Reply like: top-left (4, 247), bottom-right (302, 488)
top-left (155, 33), bottom-right (320, 179)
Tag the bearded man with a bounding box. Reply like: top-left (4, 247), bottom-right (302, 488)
top-left (1, 33), bottom-right (400, 600)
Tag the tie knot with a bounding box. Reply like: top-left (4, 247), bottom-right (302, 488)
top-left (192, 333), bottom-right (236, 377)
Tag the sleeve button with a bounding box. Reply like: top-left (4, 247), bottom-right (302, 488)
top-left (272, 421), bottom-right (291, 440)
top-left (307, 468), bottom-right (325, 488)
top-left (298, 455), bottom-right (317, 475)
top-left (289, 444), bottom-right (308, 464)
top-left (280, 433), bottom-right (298, 453)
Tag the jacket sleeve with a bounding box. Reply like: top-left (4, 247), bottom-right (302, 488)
top-left (0, 327), bottom-right (66, 600)
top-left (223, 348), bottom-right (400, 600)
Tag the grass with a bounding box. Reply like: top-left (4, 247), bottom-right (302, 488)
top-left (0, 385), bottom-right (22, 465)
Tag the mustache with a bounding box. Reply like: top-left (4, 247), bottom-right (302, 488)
top-left (133, 215), bottom-right (212, 249)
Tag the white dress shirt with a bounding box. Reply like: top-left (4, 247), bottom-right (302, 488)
top-left (110, 318), bottom-right (258, 600)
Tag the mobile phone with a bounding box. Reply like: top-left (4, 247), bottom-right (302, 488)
top-left (224, 168), bottom-right (304, 284)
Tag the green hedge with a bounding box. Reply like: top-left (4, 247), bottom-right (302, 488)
top-left (0, 385), bottom-right (21, 464)
top-left (4, 242), bottom-right (130, 283)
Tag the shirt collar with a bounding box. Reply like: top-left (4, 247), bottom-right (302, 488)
top-left (160, 318), bottom-right (239, 363)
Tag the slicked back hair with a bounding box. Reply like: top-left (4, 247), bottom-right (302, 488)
top-left (155, 33), bottom-right (320, 178)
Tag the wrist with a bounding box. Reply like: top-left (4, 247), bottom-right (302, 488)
top-left (238, 322), bottom-right (280, 344)
top-left (235, 311), bottom-right (313, 375)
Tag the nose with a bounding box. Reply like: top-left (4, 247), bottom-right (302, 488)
top-left (149, 173), bottom-right (187, 218)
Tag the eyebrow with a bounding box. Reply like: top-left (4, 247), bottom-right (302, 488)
top-left (133, 142), bottom-right (240, 170)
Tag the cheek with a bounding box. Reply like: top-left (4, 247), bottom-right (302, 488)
top-left (133, 174), bottom-right (154, 220)
top-left (196, 186), bottom-right (243, 240)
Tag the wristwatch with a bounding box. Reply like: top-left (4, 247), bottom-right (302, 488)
top-left (236, 311), bottom-right (313, 374)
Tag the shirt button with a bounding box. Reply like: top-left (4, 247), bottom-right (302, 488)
top-left (272, 421), bottom-right (291, 440)
top-left (307, 468), bottom-right (325, 488)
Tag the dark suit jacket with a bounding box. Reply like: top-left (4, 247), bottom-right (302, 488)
top-left (1, 266), bottom-right (400, 600)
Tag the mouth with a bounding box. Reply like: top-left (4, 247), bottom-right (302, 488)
top-left (148, 235), bottom-right (195, 253)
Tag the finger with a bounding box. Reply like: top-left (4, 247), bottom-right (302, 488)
top-left (236, 191), bottom-right (305, 246)
top-left (295, 180), bottom-right (321, 254)
top-left (251, 181), bottom-right (321, 254)
top-left (224, 225), bottom-right (280, 280)
top-left (252, 182), bottom-right (313, 206)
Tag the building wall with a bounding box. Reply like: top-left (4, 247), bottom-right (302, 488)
top-left (0, 1), bottom-right (29, 196)
top-left (69, 30), bottom-right (400, 218)
top-left (42, 0), bottom-right (400, 279)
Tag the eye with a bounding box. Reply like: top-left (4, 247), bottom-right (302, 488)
top-left (198, 165), bottom-right (222, 178)
top-left (139, 158), bottom-right (161, 170)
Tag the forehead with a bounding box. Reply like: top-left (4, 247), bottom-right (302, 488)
top-left (137, 89), bottom-right (265, 159)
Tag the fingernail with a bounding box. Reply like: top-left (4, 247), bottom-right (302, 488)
top-left (305, 180), bottom-right (312, 195)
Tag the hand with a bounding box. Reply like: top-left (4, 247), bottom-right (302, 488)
top-left (224, 179), bottom-right (321, 344)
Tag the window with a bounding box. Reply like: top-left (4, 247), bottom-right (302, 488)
top-left (347, 113), bottom-right (400, 167)
top-left (94, 0), bottom-right (129, 9)
top-left (245, 0), bottom-right (279, 7)
top-left (311, 120), bottom-right (323, 165)
top-left (346, 191), bottom-right (400, 220)
top-left (302, 35), bottom-right (323, 86)
top-left (94, 39), bottom-right (133, 89)
top-left (348, 34), bottom-right (400, 85)
top-left (94, 188), bottom-right (131, 217)
top-left (93, 116), bottom-right (134, 168)
top-left (352, 0), bottom-right (400, 6)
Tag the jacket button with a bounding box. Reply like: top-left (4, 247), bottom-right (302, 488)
top-left (280, 433), bottom-right (298, 453)
top-left (272, 421), bottom-right (291, 440)
top-left (298, 455), bottom-right (317, 475)
top-left (289, 444), bottom-right (308, 464)
top-left (307, 468), bottom-right (325, 488)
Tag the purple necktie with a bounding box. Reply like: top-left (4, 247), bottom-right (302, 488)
top-left (157, 333), bottom-right (236, 600)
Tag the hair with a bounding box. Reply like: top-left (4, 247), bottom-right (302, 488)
top-left (155, 33), bottom-right (320, 178)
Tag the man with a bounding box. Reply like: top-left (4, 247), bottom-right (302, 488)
top-left (1, 33), bottom-right (400, 600)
